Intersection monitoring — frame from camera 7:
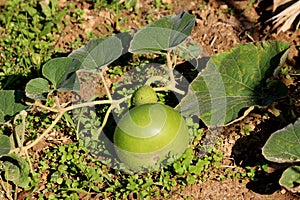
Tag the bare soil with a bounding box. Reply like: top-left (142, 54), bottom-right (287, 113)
top-left (36, 0), bottom-right (300, 199)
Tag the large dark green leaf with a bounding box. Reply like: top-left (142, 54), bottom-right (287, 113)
top-left (129, 11), bottom-right (195, 53)
top-left (0, 90), bottom-right (27, 123)
top-left (0, 135), bottom-right (11, 156)
top-left (42, 57), bottom-right (81, 91)
top-left (177, 41), bottom-right (290, 127)
top-left (279, 166), bottom-right (300, 193)
top-left (68, 36), bottom-right (123, 69)
top-left (262, 118), bottom-right (300, 163)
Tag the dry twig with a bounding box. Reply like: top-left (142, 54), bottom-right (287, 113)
top-left (268, 0), bottom-right (300, 33)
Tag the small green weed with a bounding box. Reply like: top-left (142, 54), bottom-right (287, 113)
top-left (0, 0), bottom-right (67, 89)
top-left (108, 66), bottom-right (125, 78)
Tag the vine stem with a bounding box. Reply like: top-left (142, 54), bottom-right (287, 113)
top-left (13, 183), bottom-right (18, 200)
top-left (166, 52), bottom-right (176, 88)
top-left (9, 95), bottom-right (131, 153)
top-left (145, 76), bottom-right (169, 86)
top-left (96, 105), bottom-right (113, 138)
top-left (10, 111), bottom-right (64, 153)
top-left (12, 111), bottom-right (35, 174)
top-left (26, 101), bottom-right (59, 112)
top-left (146, 76), bottom-right (184, 95)
top-left (0, 176), bottom-right (13, 200)
top-left (145, 53), bottom-right (185, 95)
top-left (154, 86), bottom-right (184, 95)
top-left (100, 69), bottom-right (113, 101)
top-left (65, 99), bottom-right (113, 111)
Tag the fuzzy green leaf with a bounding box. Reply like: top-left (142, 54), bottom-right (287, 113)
top-left (0, 135), bottom-right (11, 156)
top-left (175, 40), bottom-right (203, 61)
top-left (69, 36), bottom-right (123, 70)
top-left (2, 154), bottom-right (30, 188)
top-left (279, 166), bottom-right (300, 193)
top-left (3, 160), bottom-right (20, 184)
top-left (177, 41), bottom-right (290, 126)
top-left (262, 118), bottom-right (300, 163)
top-left (0, 90), bottom-right (27, 123)
top-left (129, 11), bottom-right (195, 53)
top-left (25, 78), bottom-right (50, 100)
top-left (42, 57), bottom-right (81, 91)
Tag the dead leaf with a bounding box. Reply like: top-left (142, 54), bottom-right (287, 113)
top-left (269, 1), bottom-right (300, 33)
top-left (273, 0), bottom-right (294, 12)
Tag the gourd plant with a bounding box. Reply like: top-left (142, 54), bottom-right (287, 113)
top-left (0, 11), bottom-right (200, 188)
top-left (0, 10), bottom-right (296, 197)
top-left (262, 118), bottom-right (300, 193)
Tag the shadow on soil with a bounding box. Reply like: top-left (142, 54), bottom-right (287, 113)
top-left (230, 108), bottom-right (298, 194)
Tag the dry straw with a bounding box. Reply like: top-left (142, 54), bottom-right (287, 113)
top-left (268, 0), bottom-right (300, 33)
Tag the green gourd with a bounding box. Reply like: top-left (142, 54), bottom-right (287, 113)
top-left (132, 85), bottom-right (158, 106)
top-left (114, 86), bottom-right (189, 171)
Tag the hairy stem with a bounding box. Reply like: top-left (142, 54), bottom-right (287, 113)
top-left (154, 86), bottom-right (184, 95)
top-left (166, 52), bottom-right (176, 88)
top-left (100, 70), bottom-right (113, 101)
top-left (10, 111), bottom-right (64, 153)
top-left (97, 105), bottom-right (113, 137)
top-left (0, 176), bottom-right (13, 200)
top-left (64, 99), bottom-right (113, 112)
top-left (145, 76), bottom-right (169, 86)
top-left (10, 94), bottom-right (131, 153)
top-left (26, 101), bottom-right (58, 113)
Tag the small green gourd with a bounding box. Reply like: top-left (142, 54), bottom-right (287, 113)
top-left (132, 85), bottom-right (158, 106)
